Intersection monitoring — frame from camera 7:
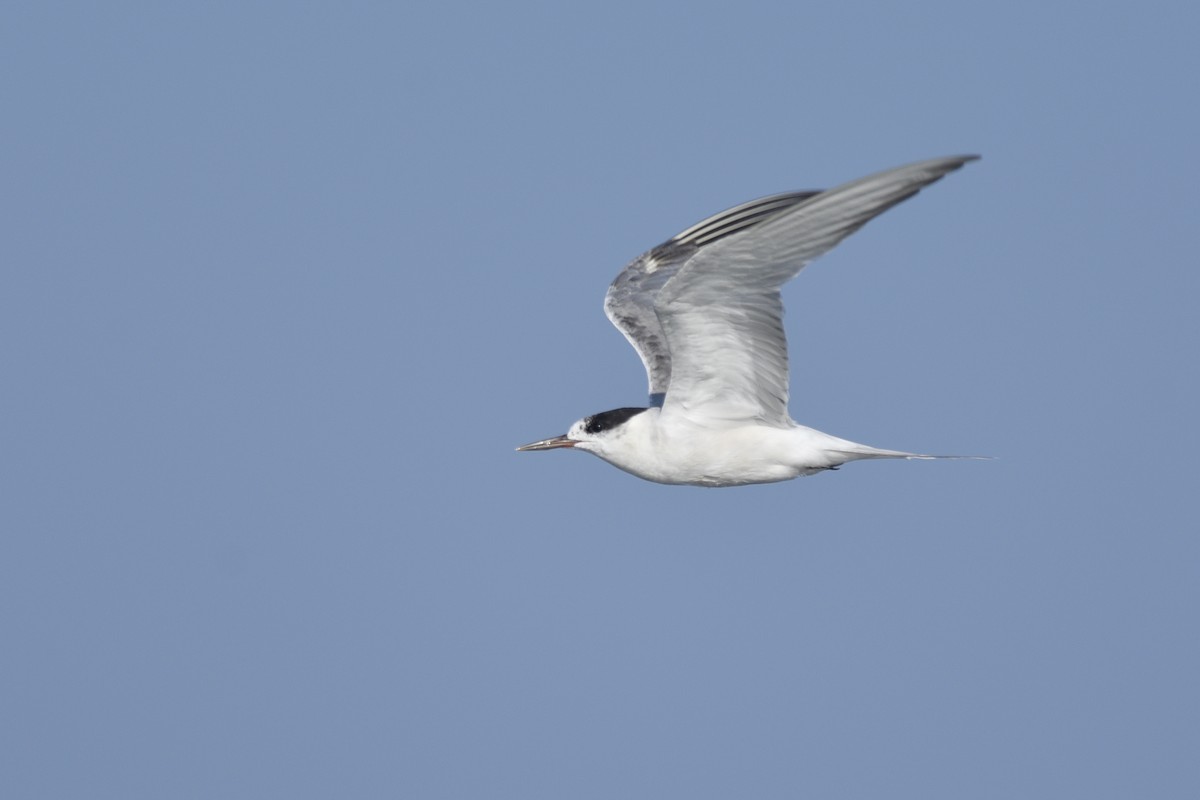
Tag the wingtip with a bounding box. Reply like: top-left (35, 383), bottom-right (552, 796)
top-left (947, 154), bottom-right (982, 169)
top-left (906, 154), bottom-right (981, 173)
top-left (929, 153), bottom-right (981, 170)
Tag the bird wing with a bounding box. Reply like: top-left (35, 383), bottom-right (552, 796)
top-left (655, 155), bottom-right (979, 426)
top-left (604, 191), bottom-right (820, 406)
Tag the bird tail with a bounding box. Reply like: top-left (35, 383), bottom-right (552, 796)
top-left (828, 445), bottom-right (992, 464)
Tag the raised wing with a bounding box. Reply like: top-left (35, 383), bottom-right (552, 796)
top-left (604, 191), bottom-right (820, 406)
top-left (657, 155), bottom-right (979, 426)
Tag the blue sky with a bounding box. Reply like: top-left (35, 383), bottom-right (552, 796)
top-left (3, 2), bottom-right (1197, 798)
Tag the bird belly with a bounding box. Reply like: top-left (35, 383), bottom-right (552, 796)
top-left (603, 425), bottom-right (837, 487)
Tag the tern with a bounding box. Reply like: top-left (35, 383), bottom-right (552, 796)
top-left (517, 155), bottom-right (981, 487)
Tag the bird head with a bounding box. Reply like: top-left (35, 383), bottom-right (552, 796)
top-left (516, 407), bottom-right (651, 456)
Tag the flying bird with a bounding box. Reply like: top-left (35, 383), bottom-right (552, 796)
top-left (517, 155), bottom-right (981, 486)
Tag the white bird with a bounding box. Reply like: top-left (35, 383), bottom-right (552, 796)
top-left (517, 155), bottom-right (981, 487)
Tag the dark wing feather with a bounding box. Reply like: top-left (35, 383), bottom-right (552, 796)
top-left (603, 191), bottom-right (820, 404)
top-left (657, 155), bottom-right (979, 425)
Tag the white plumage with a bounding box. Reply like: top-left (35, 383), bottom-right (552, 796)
top-left (518, 155), bottom-right (981, 487)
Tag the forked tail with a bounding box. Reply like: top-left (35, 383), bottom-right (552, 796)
top-left (829, 445), bottom-right (992, 465)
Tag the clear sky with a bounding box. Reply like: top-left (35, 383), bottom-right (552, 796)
top-left (3, 2), bottom-right (1197, 798)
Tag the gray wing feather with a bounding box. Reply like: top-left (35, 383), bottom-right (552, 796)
top-left (658, 155), bottom-right (979, 425)
top-left (604, 191), bottom-right (820, 403)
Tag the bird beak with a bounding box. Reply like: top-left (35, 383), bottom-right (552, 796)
top-left (515, 434), bottom-right (576, 452)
